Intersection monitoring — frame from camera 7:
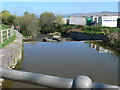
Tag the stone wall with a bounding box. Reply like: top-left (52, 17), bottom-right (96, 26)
top-left (0, 31), bottom-right (23, 89)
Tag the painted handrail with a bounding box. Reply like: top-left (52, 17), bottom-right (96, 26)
top-left (0, 68), bottom-right (119, 89)
top-left (0, 26), bottom-right (14, 43)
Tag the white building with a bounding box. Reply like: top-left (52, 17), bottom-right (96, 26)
top-left (98, 16), bottom-right (118, 27)
top-left (69, 16), bottom-right (86, 25)
top-left (62, 18), bottom-right (67, 24)
top-left (91, 16), bottom-right (99, 25)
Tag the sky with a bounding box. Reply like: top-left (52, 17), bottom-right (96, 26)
top-left (1, 2), bottom-right (119, 16)
top-left (1, 0), bottom-right (120, 2)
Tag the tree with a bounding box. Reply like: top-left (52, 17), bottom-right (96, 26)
top-left (39, 12), bottom-right (57, 33)
top-left (1, 10), bottom-right (11, 24)
top-left (24, 11), bottom-right (29, 15)
top-left (56, 15), bottom-right (64, 25)
top-left (1, 10), bottom-right (16, 25)
top-left (7, 15), bottom-right (16, 25)
top-left (14, 12), bottom-right (39, 37)
top-left (54, 15), bottom-right (65, 32)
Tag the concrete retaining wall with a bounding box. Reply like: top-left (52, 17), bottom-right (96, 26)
top-left (0, 31), bottom-right (23, 89)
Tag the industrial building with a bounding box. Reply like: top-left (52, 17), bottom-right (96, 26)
top-left (62, 16), bottom-right (119, 27)
top-left (98, 16), bottom-right (118, 27)
top-left (69, 16), bottom-right (86, 25)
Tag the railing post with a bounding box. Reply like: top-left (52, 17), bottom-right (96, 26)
top-left (11, 26), bottom-right (14, 36)
top-left (10, 28), bottom-right (12, 37)
top-left (0, 30), bottom-right (3, 43)
top-left (72, 75), bottom-right (92, 90)
top-left (7, 29), bottom-right (9, 39)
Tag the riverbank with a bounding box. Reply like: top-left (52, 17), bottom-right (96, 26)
top-left (65, 31), bottom-right (120, 53)
top-left (0, 31), bottom-right (23, 89)
top-left (64, 26), bottom-right (120, 51)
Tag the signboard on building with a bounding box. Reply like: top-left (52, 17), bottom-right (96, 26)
top-left (99, 16), bottom-right (118, 27)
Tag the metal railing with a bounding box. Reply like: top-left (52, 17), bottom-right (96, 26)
top-left (0, 68), bottom-right (119, 89)
top-left (0, 26), bottom-right (14, 43)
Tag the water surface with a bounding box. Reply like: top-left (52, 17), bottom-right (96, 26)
top-left (3, 41), bottom-right (118, 88)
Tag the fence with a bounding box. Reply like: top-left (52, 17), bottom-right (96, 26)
top-left (0, 26), bottom-right (14, 43)
top-left (0, 68), bottom-right (119, 89)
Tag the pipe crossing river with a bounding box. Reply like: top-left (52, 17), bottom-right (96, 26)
top-left (0, 68), bottom-right (119, 89)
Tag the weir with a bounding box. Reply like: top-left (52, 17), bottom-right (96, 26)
top-left (0, 68), bottom-right (119, 89)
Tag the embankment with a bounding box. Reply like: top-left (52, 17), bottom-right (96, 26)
top-left (0, 31), bottom-right (23, 89)
top-left (66, 31), bottom-right (108, 41)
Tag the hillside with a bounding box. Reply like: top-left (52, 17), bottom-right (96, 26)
top-left (64, 11), bottom-right (118, 17)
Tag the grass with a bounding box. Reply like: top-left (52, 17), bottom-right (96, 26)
top-left (0, 24), bottom-right (9, 30)
top-left (0, 33), bottom-right (16, 49)
top-left (73, 26), bottom-right (120, 35)
top-left (76, 30), bottom-right (104, 34)
top-left (2, 30), bottom-right (7, 34)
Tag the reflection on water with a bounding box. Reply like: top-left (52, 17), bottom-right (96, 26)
top-left (89, 43), bottom-right (113, 53)
top-left (3, 41), bottom-right (118, 89)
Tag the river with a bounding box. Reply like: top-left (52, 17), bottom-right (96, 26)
top-left (2, 38), bottom-right (119, 89)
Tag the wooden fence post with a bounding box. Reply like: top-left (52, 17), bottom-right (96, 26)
top-left (0, 30), bottom-right (3, 43)
top-left (7, 29), bottom-right (9, 39)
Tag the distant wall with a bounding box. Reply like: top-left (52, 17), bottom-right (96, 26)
top-left (66, 31), bottom-right (108, 41)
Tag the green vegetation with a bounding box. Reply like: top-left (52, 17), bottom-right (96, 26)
top-left (13, 11), bottom-right (64, 37)
top-left (39, 12), bottom-right (63, 34)
top-left (107, 30), bottom-right (120, 49)
top-left (52, 24), bottom-right (83, 35)
top-left (0, 10), bottom-right (16, 25)
top-left (68, 26), bottom-right (120, 50)
top-left (72, 26), bottom-right (119, 34)
top-left (1, 11), bottom-right (74, 37)
top-left (1, 10), bottom-right (119, 50)
top-left (39, 12), bottom-right (56, 33)
top-left (0, 33), bottom-right (16, 49)
top-left (0, 24), bottom-right (9, 30)
top-left (14, 12), bottom-right (39, 37)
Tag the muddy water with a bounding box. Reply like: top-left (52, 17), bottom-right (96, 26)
top-left (2, 41), bottom-right (118, 89)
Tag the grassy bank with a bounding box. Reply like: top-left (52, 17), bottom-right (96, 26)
top-left (70, 26), bottom-right (119, 34)
top-left (0, 24), bottom-right (9, 30)
top-left (0, 33), bottom-right (16, 49)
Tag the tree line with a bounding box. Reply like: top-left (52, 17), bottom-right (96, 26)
top-left (0, 10), bottom-right (65, 37)
top-left (1, 10), bottom-right (120, 50)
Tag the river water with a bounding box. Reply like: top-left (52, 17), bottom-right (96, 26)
top-left (2, 39), bottom-right (119, 89)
